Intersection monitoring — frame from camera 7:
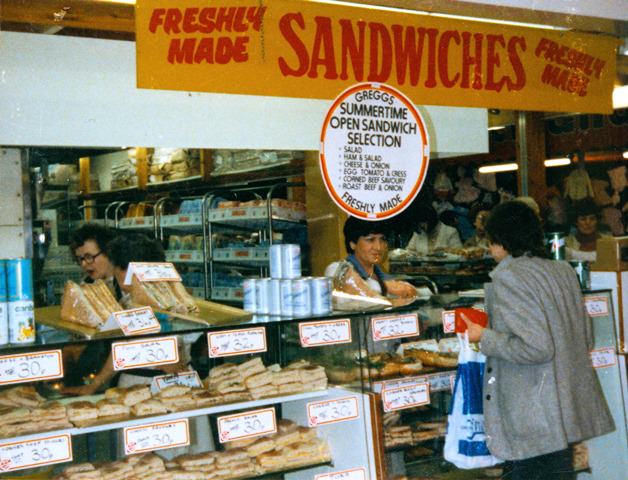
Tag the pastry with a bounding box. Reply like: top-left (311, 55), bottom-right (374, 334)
top-left (236, 357), bottom-right (266, 378)
top-left (246, 437), bottom-right (276, 456)
top-left (96, 399), bottom-right (130, 418)
top-left (121, 385), bottom-right (151, 406)
top-left (67, 401), bottom-right (98, 423)
top-left (157, 385), bottom-right (191, 398)
top-left (244, 370), bottom-right (273, 389)
top-left (131, 399), bottom-right (168, 417)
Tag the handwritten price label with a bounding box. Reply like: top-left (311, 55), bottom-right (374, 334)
top-left (217, 408), bottom-right (276, 443)
top-left (124, 262), bottom-right (181, 285)
top-left (154, 371), bottom-right (202, 391)
top-left (0, 434), bottom-right (72, 472)
top-left (382, 382), bottom-right (430, 412)
top-left (442, 310), bottom-right (456, 333)
top-left (315, 468), bottom-right (367, 480)
top-left (584, 296), bottom-right (609, 317)
top-left (207, 327), bottom-right (267, 358)
top-left (372, 375), bottom-right (426, 394)
top-left (0, 350), bottom-right (63, 386)
top-left (590, 347), bottom-right (617, 369)
top-left (112, 336), bottom-right (179, 371)
top-left (372, 313), bottom-right (419, 341)
top-left (124, 419), bottom-right (190, 455)
top-left (299, 319), bottom-right (352, 347)
top-left (113, 307), bottom-right (160, 336)
top-left (307, 396), bottom-right (359, 427)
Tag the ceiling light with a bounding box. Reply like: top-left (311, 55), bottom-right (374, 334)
top-left (478, 163), bottom-right (518, 173)
top-left (544, 157), bottom-right (571, 167)
top-left (623, 151), bottom-right (628, 160)
top-left (613, 85), bottom-right (628, 110)
top-left (488, 126), bottom-right (506, 131)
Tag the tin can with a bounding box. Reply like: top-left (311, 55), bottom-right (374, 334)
top-left (7, 258), bottom-right (35, 344)
top-left (281, 244), bottom-right (301, 279)
top-left (292, 278), bottom-right (312, 317)
top-left (0, 260), bottom-right (8, 345)
top-left (268, 279), bottom-right (282, 316)
top-left (546, 232), bottom-right (566, 260)
top-left (269, 245), bottom-right (283, 279)
top-left (256, 278), bottom-right (271, 315)
top-left (242, 278), bottom-right (257, 313)
top-left (280, 279), bottom-right (294, 317)
top-left (569, 261), bottom-right (591, 290)
top-left (310, 276), bottom-right (332, 315)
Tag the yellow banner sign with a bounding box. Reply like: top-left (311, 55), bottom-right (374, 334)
top-left (135, 0), bottom-right (618, 113)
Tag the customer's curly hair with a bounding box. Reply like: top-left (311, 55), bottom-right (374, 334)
top-left (485, 201), bottom-right (547, 258)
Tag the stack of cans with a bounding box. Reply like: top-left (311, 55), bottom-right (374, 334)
top-left (1, 258), bottom-right (35, 345)
top-left (242, 244), bottom-right (332, 317)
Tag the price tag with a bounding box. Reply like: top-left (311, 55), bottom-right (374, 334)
top-left (153, 371), bottom-right (202, 391)
top-left (590, 347), bottom-right (617, 369)
top-left (584, 296), bottom-right (609, 317)
top-left (112, 336), bottom-right (179, 371)
top-left (123, 419), bottom-right (190, 455)
top-left (218, 407), bottom-right (276, 443)
top-left (382, 382), bottom-right (430, 412)
top-left (315, 467), bottom-right (367, 480)
top-left (372, 313), bottom-right (419, 341)
top-left (442, 310), bottom-right (455, 333)
top-left (429, 371), bottom-right (457, 392)
top-left (307, 396), bottom-right (360, 427)
top-left (372, 375), bottom-right (426, 394)
top-left (0, 434), bottom-right (72, 472)
top-left (299, 319), bottom-right (352, 347)
top-left (0, 350), bottom-right (64, 386)
top-left (207, 327), bottom-right (267, 358)
top-left (124, 262), bottom-right (181, 285)
top-left (113, 307), bottom-right (160, 336)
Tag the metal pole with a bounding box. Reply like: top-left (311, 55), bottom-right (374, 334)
top-left (517, 111), bottom-right (529, 196)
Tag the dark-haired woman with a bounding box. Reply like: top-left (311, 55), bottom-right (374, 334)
top-left (461, 201), bottom-right (614, 480)
top-left (325, 216), bottom-right (416, 298)
top-left (565, 198), bottom-right (610, 262)
top-left (405, 205), bottom-right (461, 254)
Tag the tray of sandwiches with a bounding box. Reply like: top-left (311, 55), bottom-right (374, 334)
top-left (383, 411), bottom-right (447, 451)
top-left (0, 358), bottom-right (328, 440)
top-left (54, 419), bottom-right (331, 480)
top-left (36, 277), bottom-right (251, 339)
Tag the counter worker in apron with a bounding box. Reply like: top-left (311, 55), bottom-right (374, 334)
top-left (405, 205), bottom-right (462, 255)
top-left (61, 224), bottom-right (118, 395)
top-left (461, 201), bottom-right (615, 480)
top-left (325, 215), bottom-right (416, 298)
top-left (565, 198), bottom-right (610, 262)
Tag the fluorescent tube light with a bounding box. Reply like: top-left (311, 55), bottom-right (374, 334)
top-left (488, 126), bottom-right (507, 131)
top-left (478, 163), bottom-right (518, 173)
top-left (623, 151), bottom-right (628, 160)
top-left (613, 85), bottom-right (628, 110)
top-left (544, 157), bottom-right (571, 167)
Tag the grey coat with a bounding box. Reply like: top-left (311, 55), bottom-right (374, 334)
top-left (481, 255), bottom-right (614, 460)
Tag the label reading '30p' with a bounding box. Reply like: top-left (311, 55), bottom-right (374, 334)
top-left (0, 434), bottom-right (72, 472)
top-left (112, 336), bottom-right (179, 371)
top-left (0, 350), bottom-right (64, 385)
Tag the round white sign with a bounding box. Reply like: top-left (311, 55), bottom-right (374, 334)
top-left (320, 83), bottom-right (430, 220)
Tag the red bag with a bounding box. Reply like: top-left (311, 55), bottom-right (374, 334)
top-left (454, 307), bottom-right (488, 333)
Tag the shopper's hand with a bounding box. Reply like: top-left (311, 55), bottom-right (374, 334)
top-left (460, 312), bottom-right (485, 343)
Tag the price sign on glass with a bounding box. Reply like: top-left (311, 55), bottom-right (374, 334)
top-left (299, 319), bottom-right (352, 347)
top-left (382, 382), bottom-right (430, 412)
top-left (590, 347), bottom-right (617, 369)
top-left (307, 396), bottom-right (359, 427)
top-left (124, 262), bottom-right (181, 285)
top-left (112, 336), bottom-right (179, 371)
top-left (372, 313), bottom-right (419, 341)
top-left (124, 419), bottom-right (190, 455)
top-left (153, 371), bottom-right (202, 391)
top-left (315, 468), bottom-right (367, 480)
top-left (207, 327), bottom-right (267, 357)
top-left (0, 350), bottom-right (64, 386)
top-left (0, 434), bottom-right (72, 472)
top-left (217, 408), bottom-right (276, 443)
top-left (442, 310), bottom-right (456, 333)
top-left (584, 296), bottom-right (609, 317)
top-left (113, 307), bottom-right (160, 336)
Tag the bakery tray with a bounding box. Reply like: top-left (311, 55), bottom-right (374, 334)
top-left (157, 298), bottom-right (252, 325)
top-left (0, 389), bottom-right (329, 444)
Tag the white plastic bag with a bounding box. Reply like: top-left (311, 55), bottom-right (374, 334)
top-left (444, 333), bottom-right (501, 469)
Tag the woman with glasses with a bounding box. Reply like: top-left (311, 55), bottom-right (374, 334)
top-left (325, 216), bottom-right (416, 298)
top-left (69, 223), bottom-right (117, 284)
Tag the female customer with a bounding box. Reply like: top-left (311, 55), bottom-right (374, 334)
top-left (565, 198), bottom-right (610, 262)
top-left (461, 201), bottom-right (614, 479)
top-left (325, 216), bottom-right (416, 298)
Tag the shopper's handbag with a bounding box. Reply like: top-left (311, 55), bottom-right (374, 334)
top-left (444, 314), bottom-right (501, 469)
